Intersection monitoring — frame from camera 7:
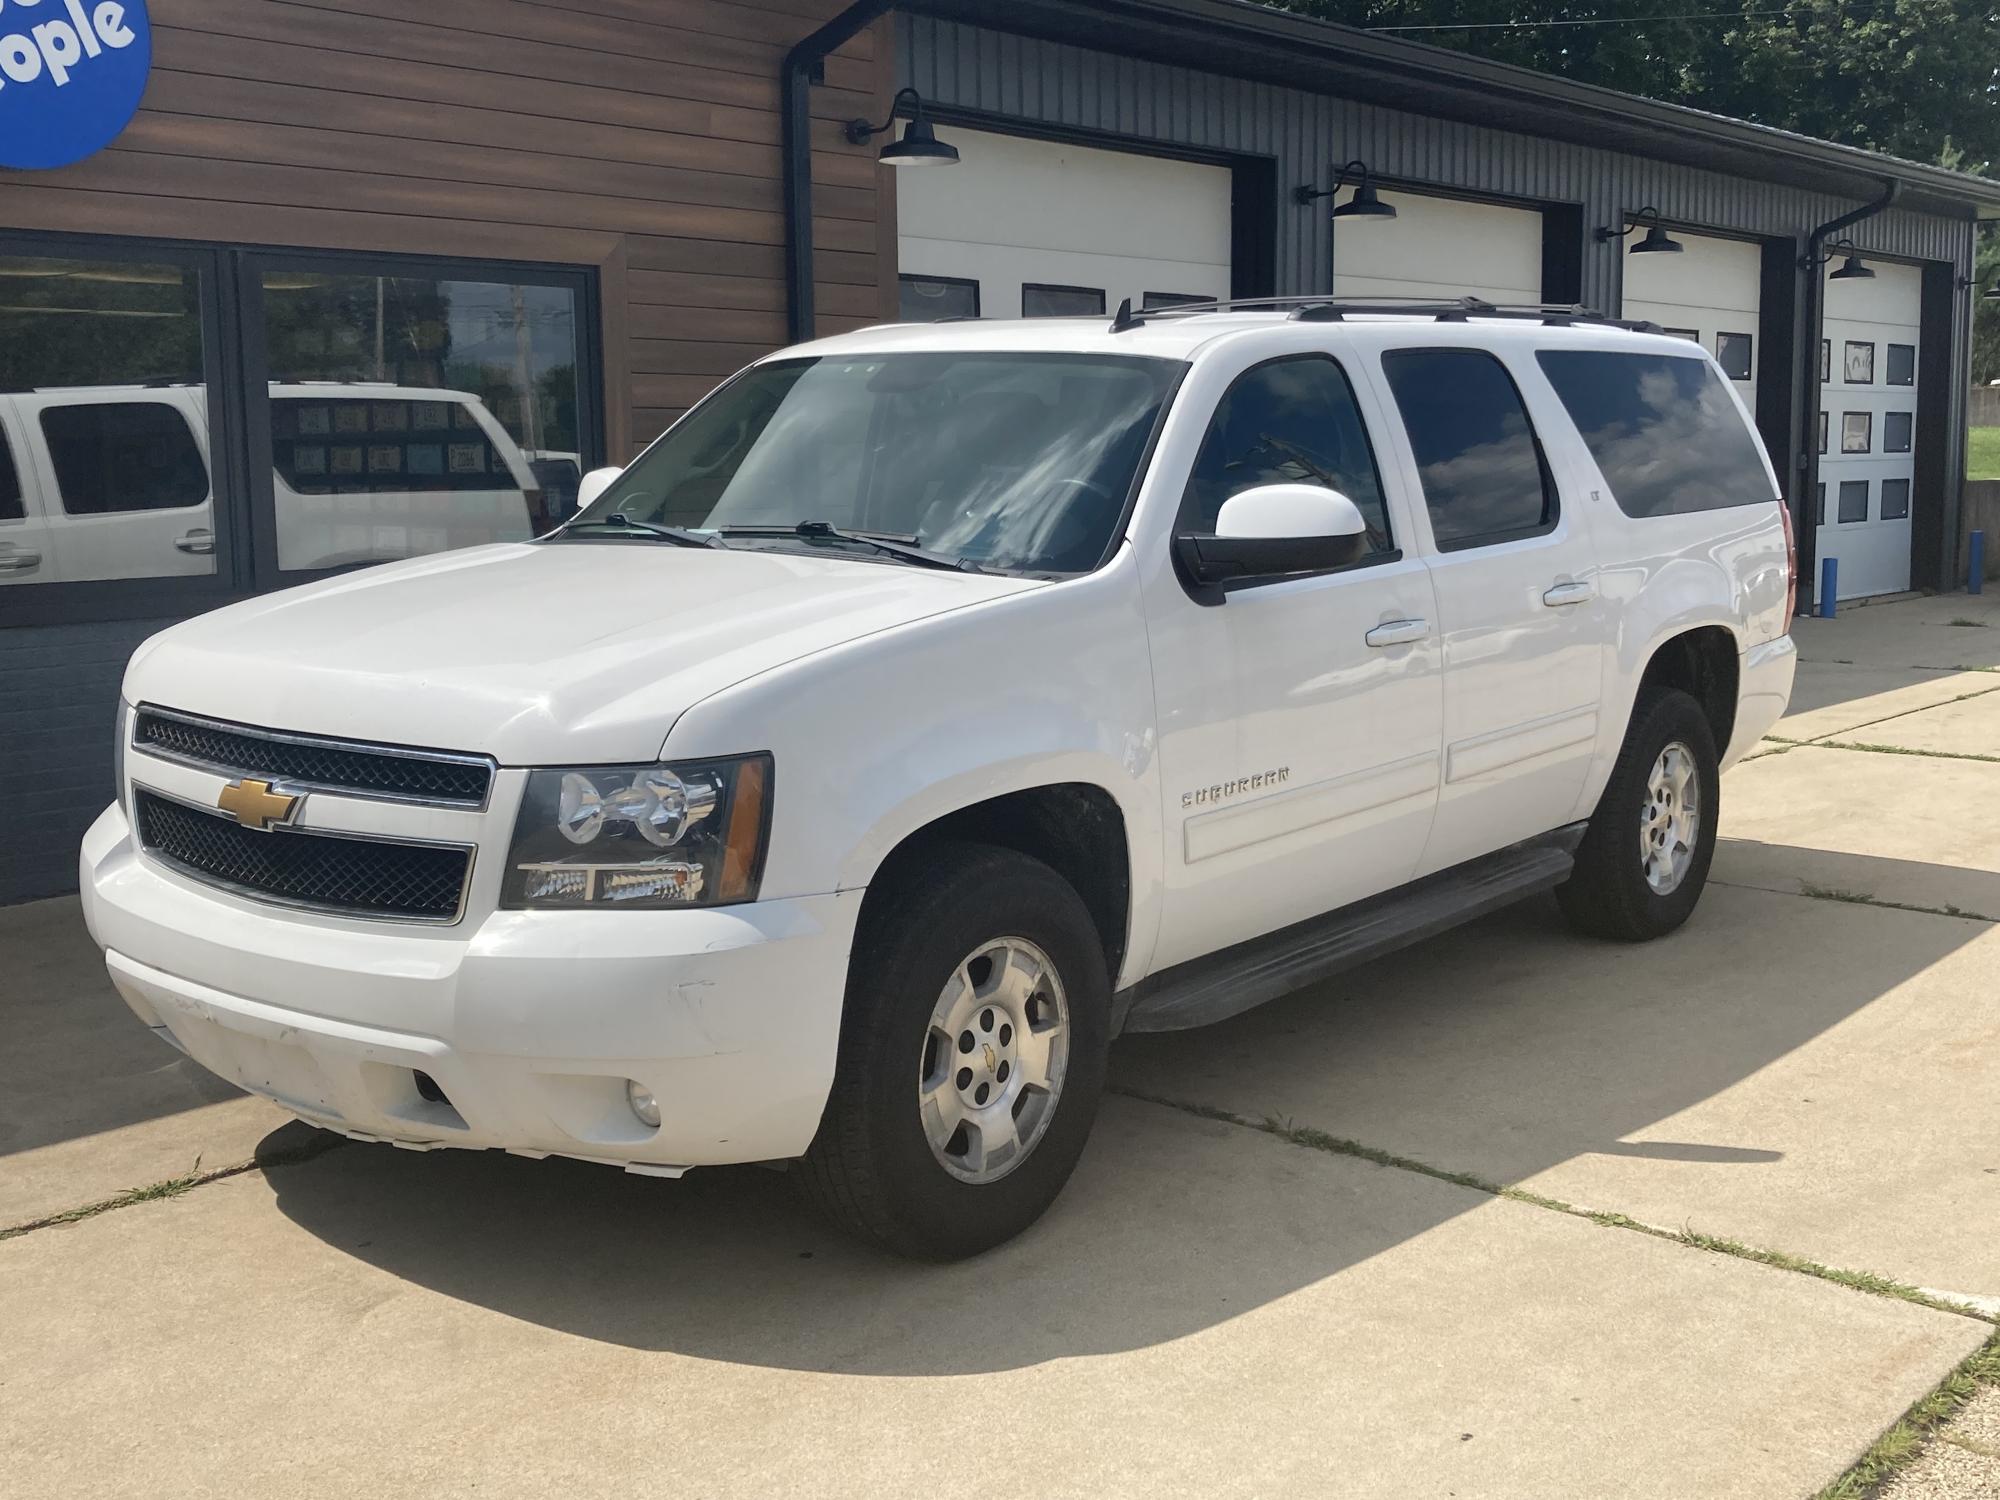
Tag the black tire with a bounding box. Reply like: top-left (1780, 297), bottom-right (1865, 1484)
top-left (799, 841), bottom-right (1110, 1260)
top-left (1557, 687), bottom-right (1720, 942)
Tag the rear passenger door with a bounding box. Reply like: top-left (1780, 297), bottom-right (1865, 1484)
top-left (1375, 345), bottom-right (1608, 875)
top-left (0, 405), bottom-right (56, 584)
top-left (29, 395), bottom-right (215, 582)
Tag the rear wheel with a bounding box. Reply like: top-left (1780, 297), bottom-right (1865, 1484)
top-left (1557, 688), bottom-right (1720, 941)
top-left (800, 842), bottom-right (1109, 1259)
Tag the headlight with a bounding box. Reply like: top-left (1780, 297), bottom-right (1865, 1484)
top-left (501, 754), bottom-right (771, 910)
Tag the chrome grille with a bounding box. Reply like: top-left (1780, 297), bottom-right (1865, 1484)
top-left (135, 790), bottom-right (472, 922)
top-left (134, 706), bottom-right (492, 808)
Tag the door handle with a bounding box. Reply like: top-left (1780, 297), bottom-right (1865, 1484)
top-left (0, 550), bottom-right (41, 573)
top-left (175, 529), bottom-right (215, 556)
top-left (1365, 618), bottom-right (1430, 648)
top-left (1542, 580), bottom-right (1596, 607)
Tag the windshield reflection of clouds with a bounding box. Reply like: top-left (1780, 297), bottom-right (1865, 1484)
top-left (593, 353), bottom-right (1180, 574)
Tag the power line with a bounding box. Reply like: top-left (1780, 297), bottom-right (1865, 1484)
top-left (1368, 8), bottom-right (1799, 31)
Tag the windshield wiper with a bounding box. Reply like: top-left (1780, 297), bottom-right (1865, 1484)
top-left (557, 515), bottom-right (726, 549)
top-left (716, 521), bottom-right (984, 573)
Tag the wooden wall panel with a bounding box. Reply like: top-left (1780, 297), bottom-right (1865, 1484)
top-left (0, 0), bottom-right (899, 460)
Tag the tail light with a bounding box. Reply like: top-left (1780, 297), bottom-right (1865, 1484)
top-left (1779, 497), bottom-right (1797, 633)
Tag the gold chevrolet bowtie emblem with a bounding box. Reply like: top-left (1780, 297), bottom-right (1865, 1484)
top-left (982, 1043), bottom-right (998, 1073)
top-left (217, 778), bottom-right (300, 832)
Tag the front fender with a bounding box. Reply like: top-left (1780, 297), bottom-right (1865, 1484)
top-left (661, 557), bottom-right (1167, 988)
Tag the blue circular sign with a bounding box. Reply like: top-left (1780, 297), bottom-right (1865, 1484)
top-left (0, 0), bottom-right (152, 171)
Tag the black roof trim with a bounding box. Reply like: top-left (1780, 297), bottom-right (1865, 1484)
top-left (913, 0), bottom-right (2000, 221)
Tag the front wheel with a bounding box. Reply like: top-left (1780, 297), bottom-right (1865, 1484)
top-left (1557, 688), bottom-right (1720, 941)
top-left (799, 842), bottom-right (1110, 1259)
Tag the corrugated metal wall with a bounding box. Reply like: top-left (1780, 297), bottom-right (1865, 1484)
top-left (900, 14), bottom-right (1974, 305)
top-left (900, 9), bottom-right (1976, 594)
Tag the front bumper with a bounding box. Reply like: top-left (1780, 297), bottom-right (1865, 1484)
top-left (80, 803), bottom-right (862, 1170)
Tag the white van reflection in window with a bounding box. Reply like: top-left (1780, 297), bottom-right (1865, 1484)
top-left (0, 383), bottom-right (540, 585)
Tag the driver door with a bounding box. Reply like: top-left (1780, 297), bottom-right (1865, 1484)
top-left (1143, 353), bottom-right (1444, 972)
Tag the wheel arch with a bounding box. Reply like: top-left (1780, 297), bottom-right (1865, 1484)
top-left (1635, 623), bottom-right (1741, 756)
top-left (859, 781), bottom-right (1134, 989)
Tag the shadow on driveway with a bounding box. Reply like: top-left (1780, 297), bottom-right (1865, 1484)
top-left (260, 844), bottom-right (1989, 1373)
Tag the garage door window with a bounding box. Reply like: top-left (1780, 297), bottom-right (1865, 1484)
top-left (899, 275), bottom-right (978, 322)
top-left (1882, 479), bottom-right (1911, 519)
top-left (1384, 348), bottom-right (1555, 548)
top-left (1023, 284), bottom-right (1105, 318)
top-left (1886, 343), bottom-right (1916, 386)
top-left (1182, 355), bottom-right (1393, 557)
top-left (1535, 350), bottom-right (1774, 518)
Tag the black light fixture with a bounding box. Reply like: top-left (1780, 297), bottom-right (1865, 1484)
top-left (846, 87), bottom-right (959, 167)
top-left (1803, 237), bottom-right (1876, 281)
top-left (1596, 207), bottom-right (1683, 255)
top-left (1294, 159), bottom-right (1397, 221)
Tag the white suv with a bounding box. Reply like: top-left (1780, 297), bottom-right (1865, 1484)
top-left (80, 302), bottom-right (1797, 1259)
top-left (0, 383), bottom-right (541, 583)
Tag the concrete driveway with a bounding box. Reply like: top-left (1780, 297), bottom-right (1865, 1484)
top-left (6, 592), bottom-right (2000, 1498)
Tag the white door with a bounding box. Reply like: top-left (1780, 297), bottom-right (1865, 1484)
top-left (23, 391), bottom-right (215, 582)
top-left (896, 126), bottom-right (1232, 321)
top-left (1333, 192), bottom-right (1543, 307)
top-left (0, 403), bottom-right (56, 584)
top-left (1143, 352), bottom-right (1442, 972)
top-left (1621, 229), bottom-right (1762, 416)
top-left (1367, 341), bottom-right (1608, 875)
top-left (1817, 262), bottom-right (1921, 600)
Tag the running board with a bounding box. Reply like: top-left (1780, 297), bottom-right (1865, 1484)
top-left (1115, 825), bottom-right (1587, 1035)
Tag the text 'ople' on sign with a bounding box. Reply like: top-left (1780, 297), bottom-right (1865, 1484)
top-left (0, 0), bottom-right (152, 171)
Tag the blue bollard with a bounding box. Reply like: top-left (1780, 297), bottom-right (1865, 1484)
top-left (1819, 556), bottom-right (1838, 618)
top-left (1972, 530), bottom-right (1986, 597)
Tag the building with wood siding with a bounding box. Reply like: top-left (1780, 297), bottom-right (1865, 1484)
top-left (2, 0), bottom-right (1997, 903)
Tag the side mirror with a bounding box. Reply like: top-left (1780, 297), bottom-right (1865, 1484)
top-left (576, 465), bottom-right (625, 510)
top-left (1176, 483), bottom-right (1370, 587)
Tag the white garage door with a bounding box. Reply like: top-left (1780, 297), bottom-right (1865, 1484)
top-left (1331, 191), bottom-right (1542, 307)
top-left (1817, 262), bottom-right (1922, 600)
top-left (1621, 230), bottom-right (1762, 417)
top-left (896, 127), bottom-right (1232, 321)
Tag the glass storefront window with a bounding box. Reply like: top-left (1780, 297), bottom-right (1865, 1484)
top-left (0, 255), bottom-right (215, 586)
top-left (257, 269), bottom-right (584, 571)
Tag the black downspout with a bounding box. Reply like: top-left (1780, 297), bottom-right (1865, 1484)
top-left (1798, 178), bottom-right (1899, 609)
top-left (784, 0), bottom-right (896, 345)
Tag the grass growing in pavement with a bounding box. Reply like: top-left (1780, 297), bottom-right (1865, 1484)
top-left (1816, 1332), bottom-right (2000, 1500)
top-left (1794, 883), bottom-right (1989, 923)
top-left (1113, 1086), bottom-right (1994, 1322)
top-left (1822, 738), bottom-right (2000, 766)
top-left (1947, 618), bottom-right (1989, 628)
top-left (0, 1132), bottom-right (346, 1242)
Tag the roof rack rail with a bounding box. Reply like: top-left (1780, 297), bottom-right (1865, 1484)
top-left (1105, 293), bottom-right (1663, 335)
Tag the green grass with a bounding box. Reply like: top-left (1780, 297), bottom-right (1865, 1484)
top-left (1816, 1333), bottom-right (2000, 1499)
top-left (1970, 426), bottom-right (2000, 481)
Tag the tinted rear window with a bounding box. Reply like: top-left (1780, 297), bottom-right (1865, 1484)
top-left (0, 429), bottom-right (21, 521)
top-left (1536, 350), bottom-right (1775, 517)
top-left (1381, 348), bottom-right (1557, 549)
top-left (41, 402), bottom-right (209, 515)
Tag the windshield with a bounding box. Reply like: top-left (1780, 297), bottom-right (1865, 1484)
top-left (570, 351), bottom-right (1183, 574)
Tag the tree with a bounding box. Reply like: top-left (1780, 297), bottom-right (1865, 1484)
top-left (1285, 2), bottom-right (2000, 378)
top-left (1287, 1), bottom-right (2000, 169)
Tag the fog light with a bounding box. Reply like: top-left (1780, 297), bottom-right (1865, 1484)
top-left (626, 1079), bottom-right (661, 1128)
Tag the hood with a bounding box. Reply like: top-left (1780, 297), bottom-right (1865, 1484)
top-left (126, 542), bottom-right (1041, 763)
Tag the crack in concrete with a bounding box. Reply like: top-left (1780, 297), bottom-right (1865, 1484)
top-left (0, 1134), bottom-right (347, 1243)
top-left (1113, 1086), bottom-right (1997, 1327)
